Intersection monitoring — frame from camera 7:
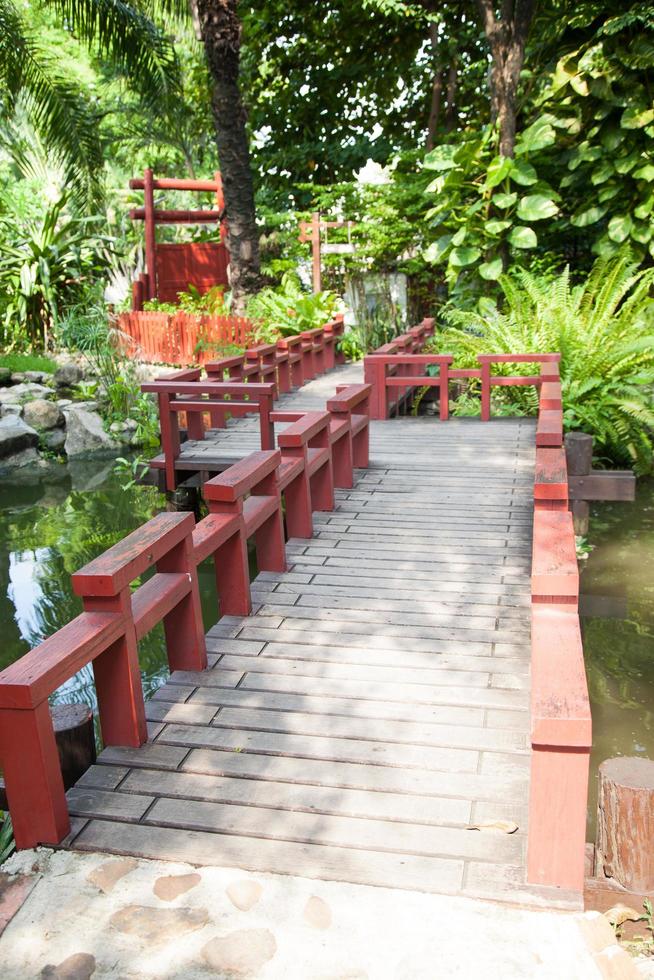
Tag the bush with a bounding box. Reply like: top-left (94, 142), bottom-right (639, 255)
top-left (246, 273), bottom-right (339, 342)
top-left (429, 253), bottom-right (654, 473)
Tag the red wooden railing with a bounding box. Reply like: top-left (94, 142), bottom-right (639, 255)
top-left (0, 382), bottom-right (372, 850)
top-left (119, 312), bottom-right (346, 370)
top-left (527, 378), bottom-right (591, 894)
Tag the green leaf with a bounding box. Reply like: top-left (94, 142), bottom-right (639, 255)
top-left (614, 152), bottom-right (640, 175)
top-left (426, 175), bottom-right (447, 194)
top-left (621, 105), bottom-right (654, 129)
top-left (570, 206), bottom-right (607, 227)
top-left (510, 160), bottom-right (538, 186)
top-left (449, 246), bottom-right (481, 267)
top-left (424, 144), bottom-right (458, 171)
top-left (423, 234), bottom-right (453, 264)
top-left (607, 214), bottom-right (633, 243)
top-left (479, 258), bottom-right (503, 280)
top-left (516, 117), bottom-right (557, 154)
top-left (631, 221), bottom-right (652, 244)
top-left (509, 226), bottom-right (537, 249)
top-left (591, 160), bottom-right (614, 185)
top-left (485, 219), bottom-right (511, 234)
top-left (600, 126), bottom-right (624, 152)
top-left (492, 191), bottom-right (517, 208)
top-left (635, 194), bottom-right (654, 219)
top-left (452, 227), bottom-right (467, 246)
top-left (485, 155), bottom-right (513, 188)
top-left (598, 184), bottom-right (620, 203)
top-left (517, 195), bottom-right (559, 221)
top-left (569, 74), bottom-right (589, 97)
top-left (633, 164), bottom-right (654, 182)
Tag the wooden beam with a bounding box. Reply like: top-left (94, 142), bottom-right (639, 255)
top-left (568, 471), bottom-right (635, 502)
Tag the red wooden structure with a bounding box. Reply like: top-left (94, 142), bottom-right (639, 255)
top-left (117, 311), bottom-right (253, 366)
top-left (129, 170), bottom-right (229, 310)
top-left (0, 381), bottom-right (372, 849)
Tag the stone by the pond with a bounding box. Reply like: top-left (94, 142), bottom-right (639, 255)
top-left (40, 952), bottom-right (96, 979)
top-left (54, 363), bottom-right (83, 388)
top-left (153, 872), bottom-right (202, 902)
top-left (63, 407), bottom-right (119, 458)
top-left (110, 904), bottom-right (208, 942)
top-left (41, 428), bottom-right (66, 452)
top-left (1, 403), bottom-right (22, 417)
top-left (23, 399), bottom-right (62, 431)
top-left (0, 415), bottom-right (39, 459)
top-left (303, 895), bottom-right (332, 930)
top-left (57, 399), bottom-right (73, 409)
top-left (226, 879), bottom-right (263, 912)
top-left (24, 370), bottom-right (49, 384)
top-left (0, 382), bottom-right (51, 404)
top-left (201, 928), bottom-right (277, 975)
top-left (87, 858), bottom-right (137, 895)
top-left (0, 447), bottom-right (40, 473)
top-left (10, 372), bottom-right (25, 384)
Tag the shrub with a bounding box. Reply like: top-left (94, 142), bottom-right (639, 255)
top-left (429, 253), bottom-right (654, 473)
top-left (246, 273), bottom-right (339, 342)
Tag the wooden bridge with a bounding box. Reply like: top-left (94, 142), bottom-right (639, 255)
top-left (0, 332), bottom-right (591, 909)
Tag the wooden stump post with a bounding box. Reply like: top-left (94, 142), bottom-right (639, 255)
top-left (565, 432), bottom-right (593, 535)
top-left (597, 756), bottom-right (654, 893)
top-left (0, 703), bottom-right (96, 809)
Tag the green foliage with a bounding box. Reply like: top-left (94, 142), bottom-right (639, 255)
top-left (0, 810), bottom-right (15, 864)
top-left (114, 454), bottom-right (150, 491)
top-left (429, 254), bottom-right (654, 474)
top-left (0, 352), bottom-right (56, 373)
top-left (143, 285), bottom-right (230, 316)
top-left (0, 195), bottom-right (114, 350)
top-left (246, 273), bottom-right (339, 342)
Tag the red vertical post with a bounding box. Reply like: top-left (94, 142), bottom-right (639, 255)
top-left (85, 589), bottom-right (147, 748)
top-left (253, 470), bottom-right (287, 572)
top-left (281, 448), bottom-right (314, 538)
top-left (331, 425), bottom-right (354, 489)
top-left (158, 392), bottom-right (181, 492)
top-left (259, 393), bottom-right (275, 450)
top-left (309, 428), bottom-right (335, 513)
top-left (186, 408), bottom-right (205, 442)
top-left (439, 361), bottom-right (450, 421)
top-left (364, 357), bottom-right (387, 420)
top-left (311, 211), bottom-right (321, 293)
top-left (143, 168), bottom-right (157, 300)
top-left (215, 170), bottom-right (227, 244)
top-left (276, 346), bottom-right (291, 394)
top-left (480, 360), bottom-right (491, 421)
top-left (209, 511), bottom-right (252, 618)
top-left (0, 703), bottom-right (70, 849)
top-left (156, 533), bottom-right (207, 672)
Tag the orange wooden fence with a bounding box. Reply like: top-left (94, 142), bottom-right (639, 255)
top-left (118, 311), bottom-right (254, 365)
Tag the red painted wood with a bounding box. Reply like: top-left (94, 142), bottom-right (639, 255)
top-left (130, 208), bottom-right (222, 223)
top-left (540, 381), bottom-right (563, 410)
top-left (534, 447), bottom-right (568, 509)
top-left (536, 409), bottom-right (564, 447)
top-left (204, 450), bottom-right (282, 502)
top-left (130, 177), bottom-right (223, 192)
top-left (156, 536), bottom-right (207, 672)
top-left (131, 572), bottom-right (190, 640)
top-left (531, 510), bottom-right (579, 604)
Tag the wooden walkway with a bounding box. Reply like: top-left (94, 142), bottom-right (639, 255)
top-left (64, 364), bottom-right (541, 904)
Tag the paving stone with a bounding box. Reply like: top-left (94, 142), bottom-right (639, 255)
top-left (153, 872), bottom-right (202, 902)
top-left (86, 858), bottom-right (137, 894)
top-left (201, 928), bottom-right (277, 975)
top-left (226, 879), bottom-right (263, 911)
top-left (109, 904), bottom-right (208, 942)
top-left (303, 895), bottom-right (332, 930)
top-left (40, 953), bottom-right (97, 979)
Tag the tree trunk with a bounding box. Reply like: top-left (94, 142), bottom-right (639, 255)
top-left (475, 0), bottom-right (536, 158)
top-left (195, 0), bottom-right (261, 313)
top-left (426, 23), bottom-right (442, 150)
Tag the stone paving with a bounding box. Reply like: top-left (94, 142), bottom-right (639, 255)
top-left (0, 847), bottom-right (640, 979)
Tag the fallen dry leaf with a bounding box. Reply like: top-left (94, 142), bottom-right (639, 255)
top-left (604, 905), bottom-right (644, 928)
top-left (466, 820), bottom-right (519, 834)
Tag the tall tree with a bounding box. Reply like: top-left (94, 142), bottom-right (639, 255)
top-left (474, 0), bottom-right (537, 156)
top-left (195, 0), bottom-right (261, 311)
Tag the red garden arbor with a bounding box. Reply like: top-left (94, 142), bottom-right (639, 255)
top-left (129, 169), bottom-right (230, 310)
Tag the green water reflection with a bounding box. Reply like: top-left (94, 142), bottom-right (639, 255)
top-left (0, 459), bottom-right (220, 710)
top-left (581, 479), bottom-right (654, 838)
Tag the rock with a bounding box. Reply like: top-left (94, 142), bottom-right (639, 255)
top-left (110, 905), bottom-right (208, 942)
top-left (1, 404), bottom-right (22, 417)
top-left (0, 415), bottom-right (39, 459)
top-left (54, 363), bottom-right (83, 388)
top-left (201, 929), bottom-right (277, 975)
top-left (0, 367), bottom-right (11, 385)
top-left (41, 429), bottom-right (66, 452)
top-left (226, 880), bottom-right (263, 912)
top-left (0, 382), bottom-right (51, 404)
top-left (10, 372), bottom-right (25, 384)
top-left (79, 400), bottom-right (98, 412)
top-left (24, 371), bottom-right (48, 384)
top-left (123, 418), bottom-right (138, 431)
top-left (87, 858), bottom-right (137, 895)
top-left (153, 873), bottom-right (202, 902)
top-left (23, 399), bottom-right (63, 431)
top-left (40, 952), bottom-right (96, 979)
top-left (303, 895), bottom-right (332, 930)
top-left (57, 399), bottom-right (73, 408)
top-left (0, 447), bottom-right (40, 473)
top-left (63, 407), bottom-right (119, 458)
top-left (109, 421), bottom-right (123, 434)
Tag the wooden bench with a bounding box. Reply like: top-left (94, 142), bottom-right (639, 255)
top-left (0, 512), bottom-right (205, 849)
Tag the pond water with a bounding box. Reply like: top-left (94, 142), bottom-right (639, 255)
top-left (0, 461), bottom-right (652, 843)
top-left (0, 459), bottom-right (221, 710)
top-left (580, 478), bottom-right (654, 839)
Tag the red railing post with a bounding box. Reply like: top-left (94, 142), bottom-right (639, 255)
top-left (439, 361), bottom-right (450, 421)
top-left (300, 331), bottom-right (315, 381)
top-left (155, 535), bottom-right (207, 672)
top-left (0, 703), bottom-right (69, 849)
top-left (259, 391), bottom-right (275, 450)
top-left (480, 360), bottom-right (491, 421)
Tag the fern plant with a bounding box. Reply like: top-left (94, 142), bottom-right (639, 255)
top-left (429, 253), bottom-right (654, 473)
